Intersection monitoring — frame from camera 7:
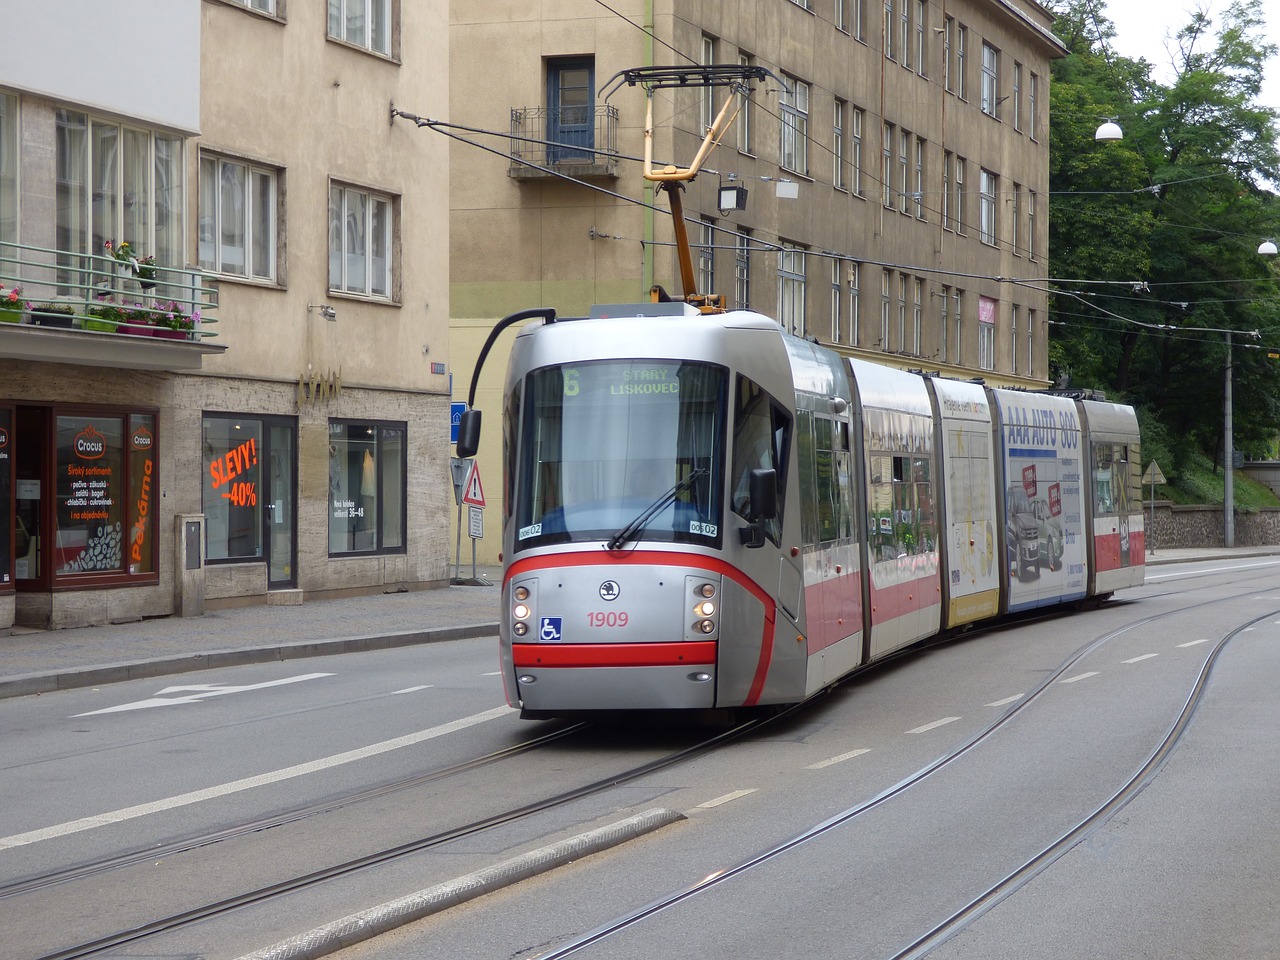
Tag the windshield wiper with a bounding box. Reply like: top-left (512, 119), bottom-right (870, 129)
top-left (606, 468), bottom-right (708, 551)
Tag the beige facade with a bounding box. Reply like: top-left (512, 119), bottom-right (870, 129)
top-left (0, 0), bottom-right (451, 629)
top-left (449, 0), bottom-right (1065, 563)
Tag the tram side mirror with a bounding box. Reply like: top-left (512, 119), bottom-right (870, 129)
top-left (739, 468), bottom-right (778, 548)
top-left (456, 409), bottom-right (482, 459)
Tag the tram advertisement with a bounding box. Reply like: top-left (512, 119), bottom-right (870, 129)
top-left (994, 391), bottom-right (1087, 611)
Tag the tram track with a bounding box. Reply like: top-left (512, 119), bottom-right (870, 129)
top-left (22, 708), bottom-right (783, 960)
top-left (524, 586), bottom-right (1277, 959)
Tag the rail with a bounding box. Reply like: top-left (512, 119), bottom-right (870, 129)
top-left (0, 240), bottom-right (218, 341)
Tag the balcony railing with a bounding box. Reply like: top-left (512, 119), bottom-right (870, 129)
top-left (509, 105), bottom-right (620, 179)
top-left (0, 240), bottom-right (224, 370)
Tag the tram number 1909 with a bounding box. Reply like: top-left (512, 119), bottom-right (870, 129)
top-left (587, 611), bottom-right (630, 628)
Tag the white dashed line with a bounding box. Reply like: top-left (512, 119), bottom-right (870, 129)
top-left (806, 749), bottom-right (872, 770)
top-left (697, 789), bottom-right (757, 808)
top-left (390, 685), bottom-right (434, 694)
top-left (906, 717), bottom-right (960, 735)
top-left (1177, 638), bottom-right (1212, 648)
top-left (1059, 672), bottom-right (1099, 684)
top-left (1122, 654), bottom-right (1159, 664)
top-left (986, 694), bottom-right (1024, 707)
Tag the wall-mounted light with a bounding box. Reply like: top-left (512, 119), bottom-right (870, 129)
top-left (308, 302), bottom-right (337, 320)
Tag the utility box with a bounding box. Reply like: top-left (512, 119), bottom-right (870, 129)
top-left (174, 514), bottom-right (205, 617)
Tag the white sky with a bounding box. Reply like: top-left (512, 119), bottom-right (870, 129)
top-left (1102, 0), bottom-right (1280, 116)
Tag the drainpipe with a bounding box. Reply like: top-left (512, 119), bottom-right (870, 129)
top-left (642, 0), bottom-right (655, 295)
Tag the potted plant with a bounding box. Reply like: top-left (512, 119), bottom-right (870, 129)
top-left (32, 298), bottom-right (77, 328)
top-left (105, 240), bottom-right (157, 289)
top-left (136, 255), bottom-right (157, 290)
top-left (154, 300), bottom-right (199, 340)
top-left (0, 284), bottom-right (24, 323)
top-left (120, 303), bottom-right (155, 336)
top-left (86, 295), bottom-right (128, 332)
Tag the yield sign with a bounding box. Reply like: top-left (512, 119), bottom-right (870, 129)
top-left (462, 461), bottom-right (486, 507)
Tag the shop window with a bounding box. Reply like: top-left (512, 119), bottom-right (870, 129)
top-left (328, 420), bottom-right (406, 555)
top-left (203, 417), bottom-right (264, 561)
top-left (53, 412), bottom-right (158, 579)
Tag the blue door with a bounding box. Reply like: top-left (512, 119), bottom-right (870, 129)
top-left (547, 58), bottom-right (594, 162)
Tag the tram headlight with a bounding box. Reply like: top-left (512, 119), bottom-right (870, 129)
top-left (698, 582), bottom-right (716, 598)
top-left (696, 619), bottom-right (716, 634)
top-left (513, 621), bottom-right (529, 637)
top-left (513, 585), bottom-right (530, 602)
top-left (513, 603), bottom-right (530, 621)
top-left (695, 600), bottom-right (716, 617)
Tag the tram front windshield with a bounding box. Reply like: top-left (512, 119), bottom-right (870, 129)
top-left (514, 360), bottom-right (726, 550)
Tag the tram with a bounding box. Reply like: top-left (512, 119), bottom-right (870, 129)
top-left (452, 64), bottom-right (1143, 718)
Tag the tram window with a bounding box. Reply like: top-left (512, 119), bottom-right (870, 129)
top-left (732, 376), bottom-right (789, 544)
top-left (797, 410), bottom-right (819, 544)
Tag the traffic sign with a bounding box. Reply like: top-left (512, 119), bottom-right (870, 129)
top-left (468, 504), bottom-right (484, 539)
top-left (1142, 461), bottom-right (1166, 485)
top-left (462, 461), bottom-right (487, 507)
top-left (450, 402), bottom-right (467, 443)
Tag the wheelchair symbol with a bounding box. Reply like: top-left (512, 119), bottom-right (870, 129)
top-left (539, 617), bottom-right (563, 642)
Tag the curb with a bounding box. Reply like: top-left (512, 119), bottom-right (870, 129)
top-left (234, 807), bottom-right (686, 960)
top-left (0, 622), bottom-right (501, 701)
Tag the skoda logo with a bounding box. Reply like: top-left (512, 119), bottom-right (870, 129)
top-left (599, 580), bottom-right (621, 602)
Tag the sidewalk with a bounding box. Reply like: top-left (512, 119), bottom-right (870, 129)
top-left (2, 550), bottom-right (1277, 701)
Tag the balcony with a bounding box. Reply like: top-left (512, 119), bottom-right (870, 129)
top-left (0, 241), bottom-right (224, 371)
top-left (509, 105), bottom-right (620, 180)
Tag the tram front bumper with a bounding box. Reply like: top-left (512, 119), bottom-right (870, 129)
top-left (511, 641), bottom-right (717, 711)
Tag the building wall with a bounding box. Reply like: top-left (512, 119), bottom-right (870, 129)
top-left (448, 0), bottom-right (1064, 564)
top-left (0, 1), bottom-right (452, 628)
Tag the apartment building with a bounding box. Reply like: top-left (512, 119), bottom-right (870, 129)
top-left (449, 0), bottom-right (1066, 563)
top-left (0, 0), bottom-right (450, 629)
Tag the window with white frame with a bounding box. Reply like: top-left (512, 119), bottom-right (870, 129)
top-left (942, 150), bottom-right (952, 229)
top-left (833, 99), bottom-right (847, 190)
top-left (956, 24), bottom-right (968, 99)
top-left (329, 182), bottom-right (394, 298)
top-left (1027, 308), bottom-right (1036, 375)
top-left (938, 284), bottom-right (950, 363)
top-left (851, 106), bottom-right (864, 195)
top-left (978, 297), bottom-right (995, 371)
top-left (55, 109), bottom-right (185, 288)
top-left (700, 36), bottom-right (716, 134)
top-left (981, 42), bottom-right (1000, 117)
top-left (979, 168), bottom-right (997, 245)
top-left (737, 54), bottom-right (753, 153)
top-left (227, 0), bottom-right (276, 12)
top-left (898, 128), bottom-right (909, 214)
top-left (1029, 72), bottom-right (1039, 139)
top-left (915, 0), bottom-right (926, 75)
top-left (199, 153), bottom-right (279, 281)
top-left (697, 218), bottom-right (715, 297)
top-left (0, 93), bottom-right (16, 248)
top-left (735, 231), bottom-right (751, 308)
top-left (953, 288), bottom-right (964, 365)
top-left (943, 17), bottom-right (953, 92)
top-left (831, 260), bottom-right (843, 343)
top-left (912, 278), bottom-right (923, 355)
top-left (778, 243), bottom-right (807, 336)
top-left (1011, 304), bottom-right (1020, 375)
top-left (779, 75), bottom-right (810, 174)
top-left (954, 156), bottom-right (966, 234)
top-left (849, 261), bottom-right (861, 345)
top-left (328, 0), bottom-right (392, 56)
top-left (836, 0), bottom-right (847, 32)
top-left (884, 0), bottom-right (895, 61)
top-left (882, 122), bottom-right (894, 208)
top-left (1011, 182), bottom-right (1021, 253)
top-left (1028, 189), bottom-right (1037, 259)
top-left (853, 0), bottom-right (865, 39)
top-left (900, 0), bottom-right (911, 68)
top-left (1013, 62), bottom-right (1023, 130)
top-left (897, 273), bottom-right (907, 349)
top-left (787, 0), bottom-right (812, 8)
top-left (914, 135), bottom-right (925, 219)
top-left (881, 270), bottom-right (891, 348)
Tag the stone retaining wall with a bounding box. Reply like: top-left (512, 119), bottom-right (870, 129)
top-left (1144, 502), bottom-right (1280, 550)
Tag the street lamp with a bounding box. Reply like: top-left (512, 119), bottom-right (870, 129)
top-left (1259, 239), bottom-right (1278, 256)
top-left (1094, 118), bottom-right (1123, 141)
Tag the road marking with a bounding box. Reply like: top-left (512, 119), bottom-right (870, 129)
top-left (481, 671), bottom-right (501, 676)
top-left (71, 674), bottom-right (336, 716)
top-left (697, 789), bottom-right (757, 808)
top-left (1177, 638), bottom-right (1212, 648)
top-left (986, 694), bottom-right (1024, 707)
top-left (806, 749), bottom-right (872, 770)
top-left (1060, 672), bottom-right (1099, 684)
top-left (906, 717), bottom-right (960, 735)
top-left (390, 685), bottom-right (434, 695)
top-left (0, 706), bottom-right (514, 851)
top-left (1122, 654), bottom-right (1159, 664)
top-left (1147, 560), bottom-right (1280, 581)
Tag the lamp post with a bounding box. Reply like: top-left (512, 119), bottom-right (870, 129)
top-left (1224, 330), bottom-right (1234, 547)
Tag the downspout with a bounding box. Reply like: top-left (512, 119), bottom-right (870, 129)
top-left (642, 0), bottom-right (655, 295)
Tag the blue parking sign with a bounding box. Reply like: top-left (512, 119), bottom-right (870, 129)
top-left (450, 402), bottom-right (466, 443)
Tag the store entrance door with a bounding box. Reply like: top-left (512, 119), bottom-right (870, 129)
top-left (266, 422), bottom-right (295, 588)
top-left (13, 406), bottom-right (49, 590)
